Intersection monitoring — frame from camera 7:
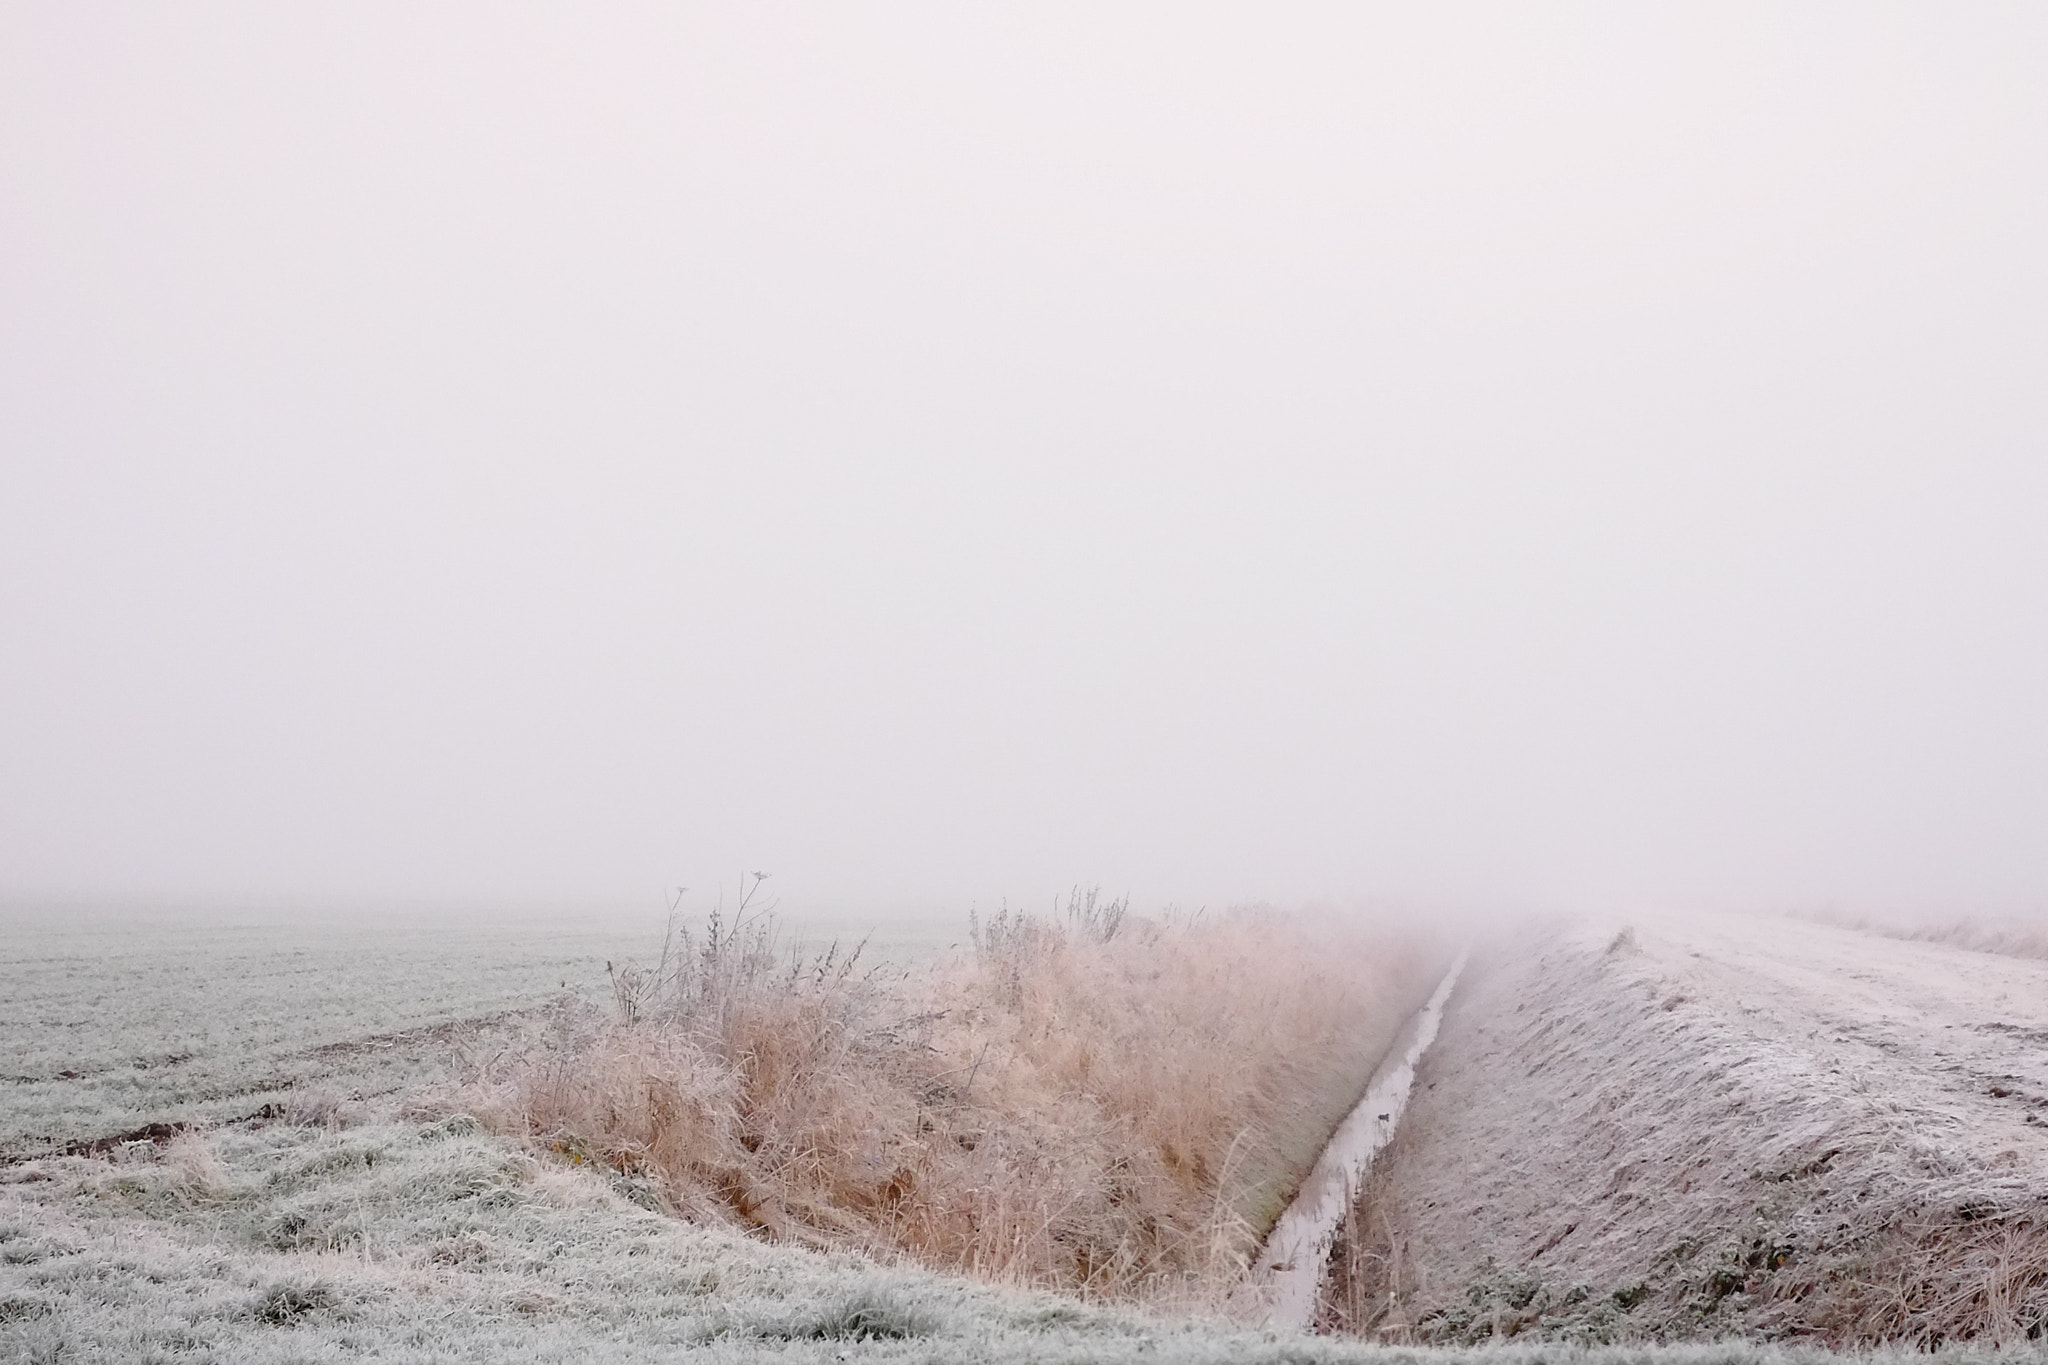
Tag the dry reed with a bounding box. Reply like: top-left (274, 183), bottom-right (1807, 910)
top-left (459, 890), bottom-right (1441, 1304)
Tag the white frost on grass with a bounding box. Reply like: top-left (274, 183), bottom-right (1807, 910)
top-left (2, 1117), bottom-right (2016, 1363)
top-left (0, 911), bottom-right (656, 1151)
top-left (1328, 915), bottom-right (2048, 1346)
top-left (1, 910), bottom-right (2035, 1360)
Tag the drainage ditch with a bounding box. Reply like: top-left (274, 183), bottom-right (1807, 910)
top-left (1240, 947), bottom-right (1468, 1328)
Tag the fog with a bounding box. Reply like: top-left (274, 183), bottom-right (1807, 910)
top-left (4, 5), bottom-right (2045, 921)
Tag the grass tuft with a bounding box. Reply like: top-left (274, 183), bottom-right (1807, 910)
top-left (247, 1280), bottom-right (341, 1324)
top-left (754, 1287), bottom-right (941, 1340)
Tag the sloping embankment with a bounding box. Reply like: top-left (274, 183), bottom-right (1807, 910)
top-left (1322, 915), bottom-right (2048, 1347)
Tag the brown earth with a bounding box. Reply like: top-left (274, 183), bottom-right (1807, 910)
top-left (1322, 913), bottom-right (2048, 1348)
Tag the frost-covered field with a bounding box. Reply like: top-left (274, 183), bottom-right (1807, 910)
top-left (2, 904), bottom-right (952, 1153)
top-left (7, 910), bottom-right (597, 1147)
top-left (2, 1109), bottom-right (1380, 1364)
top-left (1330, 915), bottom-right (2048, 1347)
top-left (0, 906), bottom-right (2018, 1363)
top-left (0, 906), bottom-right (1405, 1362)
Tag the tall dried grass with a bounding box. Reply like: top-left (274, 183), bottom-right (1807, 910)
top-left (460, 891), bottom-right (1441, 1304)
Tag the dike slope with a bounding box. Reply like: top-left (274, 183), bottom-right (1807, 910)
top-left (1323, 914), bottom-right (2048, 1347)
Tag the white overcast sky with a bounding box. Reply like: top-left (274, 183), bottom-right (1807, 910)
top-left (3, 5), bottom-right (2045, 918)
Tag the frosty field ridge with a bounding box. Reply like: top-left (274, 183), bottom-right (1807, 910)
top-left (1328, 915), bottom-right (2048, 1346)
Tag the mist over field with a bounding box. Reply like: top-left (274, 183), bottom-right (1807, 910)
top-left (5, 5), bottom-right (2045, 925)
top-left (11, 12), bottom-right (2048, 1359)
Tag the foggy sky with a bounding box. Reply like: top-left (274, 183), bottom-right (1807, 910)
top-left (4, 5), bottom-right (2046, 919)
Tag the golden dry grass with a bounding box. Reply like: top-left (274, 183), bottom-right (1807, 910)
top-left (457, 893), bottom-right (1442, 1305)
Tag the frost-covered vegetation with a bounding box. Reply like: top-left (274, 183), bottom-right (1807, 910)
top-left (0, 904), bottom-right (654, 1153)
top-left (11, 903), bottom-right (2032, 1362)
top-left (458, 889), bottom-right (1444, 1302)
top-left (0, 1114), bottom-right (2019, 1363)
top-left (0, 1109), bottom-right (1394, 1363)
top-left (1326, 917), bottom-right (2048, 1349)
top-left (1, 899), bottom-right (1448, 1361)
